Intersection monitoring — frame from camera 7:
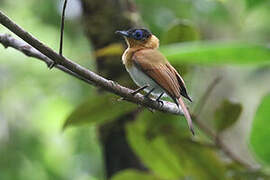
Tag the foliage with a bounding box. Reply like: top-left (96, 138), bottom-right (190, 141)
top-left (127, 111), bottom-right (227, 180)
top-left (111, 170), bottom-right (159, 180)
top-left (1, 0), bottom-right (270, 179)
top-left (250, 94), bottom-right (270, 165)
top-left (161, 42), bottom-right (270, 65)
top-left (161, 21), bottom-right (200, 44)
top-left (63, 93), bottom-right (137, 129)
top-left (214, 100), bottom-right (242, 132)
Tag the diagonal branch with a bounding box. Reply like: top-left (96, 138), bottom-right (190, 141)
top-left (192, 78), bottom-right (254, 169)
top-left (0, 10), bottom-right (256, 170)
top-left (0, 10), bottom-right (183, 116)
top-left (194, 76), bottom-right (222, 115)
top-left (0, 33), bottom-right (96, 84)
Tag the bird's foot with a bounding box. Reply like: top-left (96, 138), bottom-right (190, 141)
top-left (144, 88), bottom-right (155, 99)
top-left (155, 92), bottom-right (164, 108)
top-left (156, 99), bottom-right (164, 108)
top-left (131, 85), bottom-right (149, 96)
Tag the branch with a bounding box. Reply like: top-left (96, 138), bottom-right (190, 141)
top-left (194, 117), bottom-right (254, 169)
top-left (194, 77), bottom-right (222, 115)
top-left (0, 10), bottom-right (183, 116)
top-left (193, 78), bottom-right (254, 170)
top-left (0, 10), bottom-right (256, 170)
top-left (0, 33), bottom-right (95, 84)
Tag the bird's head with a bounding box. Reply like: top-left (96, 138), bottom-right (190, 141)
top-left (116, 28), bottom-right (159, 49)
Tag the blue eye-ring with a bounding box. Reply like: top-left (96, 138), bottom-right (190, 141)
top-left (133, 30), bottom-right (143, 40)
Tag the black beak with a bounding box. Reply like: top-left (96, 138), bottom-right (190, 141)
top-left (115, 30), bottom-right (129, 37)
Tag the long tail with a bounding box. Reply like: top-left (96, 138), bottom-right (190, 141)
top-left (178, 97), bottom-right (194, 135)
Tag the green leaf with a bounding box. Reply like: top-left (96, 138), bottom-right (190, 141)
top-left (160, 41), bottom-right (270, 65)
top-left (246, 0), bottom-right (266, 9)
top-left (111, 169), bottom-right (161, 180)
top-left (126, 111), bottom-right (227, 180)
top-left (214, 100), bottom-right (242, 132)
top-left (250, 93), bottom-right (270, 165)
top-left (161, 21), bottom-right (200, 45)
top-left (168, 139), bottom-right (227, 180)
top-left (126, 113), bottom-right (185, 179)
top-left (63, 93), bottom-right (137, 129)
top-left (95, 43), bottom-right (124, 57)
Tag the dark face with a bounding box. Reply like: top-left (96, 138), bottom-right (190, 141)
top-left (116, 28), bottom-right (152, 41)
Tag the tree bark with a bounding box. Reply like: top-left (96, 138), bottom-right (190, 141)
top-left (80, 0), bottom-right (146, 178)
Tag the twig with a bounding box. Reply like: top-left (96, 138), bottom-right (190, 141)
top-left (0, 10), bottom-right (183, 116)
top-left (59, 0), bottom-right (67, 56)
top-left (192, 77), bottom-right (254, 169)
top-left (194, 76), bottom-right (222, 115)
top-left (0, 33), bottom-right (94, 84)
top-left (194, 117), bottom-right (254, 169)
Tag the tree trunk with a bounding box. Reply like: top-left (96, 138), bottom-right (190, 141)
top-left (79, 0), bottom-right (146, 178)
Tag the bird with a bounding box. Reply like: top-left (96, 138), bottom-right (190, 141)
top-left (116, 28), bottom-right (194, 135)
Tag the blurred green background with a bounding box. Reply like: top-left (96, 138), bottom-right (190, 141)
top-left (0, 0), bottom-right (270, 179)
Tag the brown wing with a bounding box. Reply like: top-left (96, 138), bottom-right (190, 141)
top-left (165, 63), bottom-right (192, 102)
top-left (132, 49), bottom-right (191, 102)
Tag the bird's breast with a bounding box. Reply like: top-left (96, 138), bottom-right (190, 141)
top-left (122, 48), bottom-right (134, 69)
top-left (126, 65), bottom-right (166, 97)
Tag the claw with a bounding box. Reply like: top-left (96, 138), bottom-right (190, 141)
top-left (156, 93), bottom-right (164, 108)
top-left (157, 100), bottom-right (164, 108)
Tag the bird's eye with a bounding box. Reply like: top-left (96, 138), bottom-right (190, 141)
top-left (133, 30), bottom-right (143, 40)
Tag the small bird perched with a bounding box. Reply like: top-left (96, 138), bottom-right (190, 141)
top-left (116, 28), bottom-right (194, 135)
